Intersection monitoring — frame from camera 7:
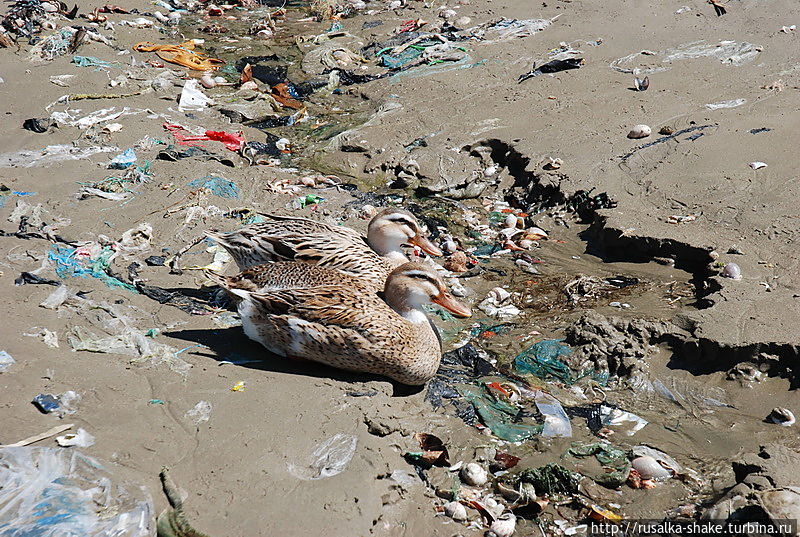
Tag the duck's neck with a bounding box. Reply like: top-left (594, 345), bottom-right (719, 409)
top-left (369, 229), bottom-right (409, 259)
top-left (383, 250), bottom-right (410, 267)
top-left (385, 293), bottom-right (430, 324)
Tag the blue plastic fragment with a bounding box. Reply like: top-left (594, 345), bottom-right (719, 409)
top-left (32, 394), bottom-right (60, 413)
top-left (188, 176), bottom-right (240, 198)
top-left (108, 148), bottom-right (137, 170)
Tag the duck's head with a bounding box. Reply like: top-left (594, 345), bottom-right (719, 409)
top-left (367, 208), bottom-right (442, 259)
top-left (384, 262), bottom-right (471, 322)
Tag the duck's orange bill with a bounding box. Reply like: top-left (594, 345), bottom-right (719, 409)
top-left (410, 235), bottom-right (443, 256)
top-left (433, 293), bottom-right (472, 318)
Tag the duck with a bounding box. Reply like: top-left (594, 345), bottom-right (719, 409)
top-left (205, 208), bottom-right (442, 291)
top-left (205, 262), bottom-right (471, 385)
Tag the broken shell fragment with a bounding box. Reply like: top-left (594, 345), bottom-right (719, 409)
top-left (240, 80), bottom-right (258, 91)
top-left (631, 456), bottom-right (672, 481)
top-left (627, 124), bottom-right (652, 139)
top-left (749, 161), bottom-right (768, 170)
top-left (460, 462), bottom-right (488, 486)
top-left (444, 500), bottom-right (468, 521)
top-left (766, 407), bottom-right (795, 426)
top-left (721, 262), bottom-right (742, 280)
top-left (489, 513), bottom-right (517, 537)
top-left (504, 214), bottom-right (518, 228)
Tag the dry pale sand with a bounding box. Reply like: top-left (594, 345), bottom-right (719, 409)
top-left (1, 0), bottom-right (800, 534)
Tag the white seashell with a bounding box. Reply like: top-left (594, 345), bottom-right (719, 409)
top-left (490, 513), bottom-right (517, 537)
top-left (527, 226), bottom-right (548, 239)
top-left (444, 500), bottom-right (468, 521)
top-left (504, 214), bottom-right (518, 228)
top-left (631, 456), bottom-right (671, 481)
top-left (484, 165), bottom-right (498, 177)
top-left (213, 76), bottom-right (226, 84)
top-left (439, 8), bottom-right (457, 18)
top-left (168, 11), bottom-right (182, 22)
top-left (483, 496), bottom-right (505, 518)
top-left (456, 16), bottom-right (471, 26)
top-left (360, 204), bottom-right (378, 218)
top-left (627, 124), bottom-right (652, 139)
top-left (749, 161), bottom-right (768, 170)
top-left (721, 262), bottom-right (742, 280)
top-left (460, 462), bottom-right (488, 486)
top-left (518, 239), bottom-right (533, 249)
top-left (240, 80), bottom-right (258, 91)
top-left (257, 28), bottom-right (274, 39)
top-left (200, 74), bottom-right (217, 89)
top-left (350, 0), bottom-right (366, 9)
top-left (442, 238), bottom-right (458, 254)
top-left (275, 138), bottom-right (291, 151)
top-left (767, 407), bottom-right (795, 426)
top-left (388, 0), bottom-right (402, 9)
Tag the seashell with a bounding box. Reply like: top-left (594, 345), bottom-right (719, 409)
top-left (460, 462), bottom-right (488, 486)
top-left (350, 0), bottom-right (366, 9)
top-left (439, 8), bottom-right (457, 18)
top-left (213, 76), bottom-right (226, 84)
top-left (766, 407), bottom-right (795, 426)
top-left (484, 165), bottom-right (498, 177)
top-left (749, 161), bottom-right (768, 170)
top-left (257, 28), bottom-right (274, 39)
top-left (659, 126), bottom-right (674, 135)
top-left (483, 496), bottom-right (505, 519)
top-left (200, 74), bottom-right (216, 89)
top-left (721, 262), bottom-right (742, 280)
top-left (489, 513), bottom-right (516, 537)
top-left (631, 456), bottom-right (672, 481)
top-left (240, 80), bottom-right (258, 91)
top-left (634, 76), bottom-right (649, 91)
top-left (504, 214), bottom-right (518, 228)
top-left (518, 239), bottom-right (534, 250)
top-left (444, 500), bottom-right (468, 521)
top-left (526, 227), bottom-right (548, 240)
top-left (168, 11), bottom-right (182, 22)
top-left (275, 138), bottom-right (291, 151)
top-left (456, 16), bottom-right (471, 26)
top-left (388, 0), bottom-right (402, 9)
top-left (627, 124), bottom-right (652, 139)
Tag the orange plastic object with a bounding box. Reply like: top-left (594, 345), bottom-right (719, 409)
top-left (133, 41), bottom-right (224, 71)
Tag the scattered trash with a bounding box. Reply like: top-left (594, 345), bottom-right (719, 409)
top-left (287, 433), bottom-right (358, 480)
top-left (567, 442), bottom-right (631, 488)
top-left (108, 148), bottom-right (137, 169)
top-left (515, 463), bottom-right (581, 495)
top-left (185, 401), bottom-right (212, 425)
top-left (32, 391), bottom-right (80, 416)
top-left (231, 380), bottom-right (246, 391)
top-left (23, 327), bottom-right (59, 348)
top-left (518, 58), bottom-right (584, 82)
top-left (748, 161), bottom-right (768, 170)
top-left (706, 98), bottom-right (747, 110)
top-left (188, 176), bottom-right (241, 198)
top-left (0, 350), bottom-right (15, 372)
top-left (404, 432), bottom-right (450, 467)
top-left (56, 427), bottom-right (95, 447)
top-left (0, 447), bottom-right (153, 537)
top-left (0, 423), bottom-right (75, 448)
top-left (178, 79), bottom-right (214, 111)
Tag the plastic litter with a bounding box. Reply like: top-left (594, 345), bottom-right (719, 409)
top-left (517, 463), bottom-right (581, 495)
top-left (0, 350), bottom-right (15, 372)
top-left (188, 176), bottom-right (241, 198)
top-left (706, 98), bottom-right (747, 110)
top-left (32, 390), bottom-right (80, 416)
top-left (0, 447), bottom-right (153, 537)
top-left (535, 390), bottom-right (573, 437)
top-left (478, 18), bottom-right (557, 42)
top-left (133, 40), bottom-right (224, 71)
top-left (611, 41), bottom-right (762, 75)
top-left (514, 339), bottom-right (602, 385)
top-left (185, 400), bottom-right (212, 424)
top-left (23, 327), bottom-right (60, 348)
top-left (72, 55), bottom-right (117, 69)
top-left (0, 144), bottom-right (118, 168)
top-left (178, 79), bottom-right (214, 111)
top-left (567, 442), bottom-right (631, 488)
top-left (39, 285), bottom-right (73, 309)
top-left (108, 148), bottom-right (137, 169)
top-left (600, 404), bottom-right (648, 435)
top-left (56, 427), bottom-right (96, 447)
top-left (287, 433), bottom-right (358, 480)
top-left (457, 384), bottom-right (544, 442)
top-left (518, 58), bottom-right (584, 82)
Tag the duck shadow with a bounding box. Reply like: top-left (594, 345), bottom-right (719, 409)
top-left (165, 327), bottom-right (424, 397)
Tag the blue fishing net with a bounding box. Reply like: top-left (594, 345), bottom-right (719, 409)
top-left (188, 176), bottom-right (240, 198)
